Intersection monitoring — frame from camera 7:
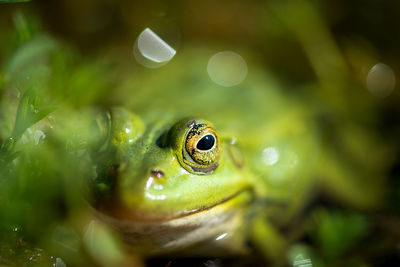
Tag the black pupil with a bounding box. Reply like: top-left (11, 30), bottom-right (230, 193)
top-left (196, 134), bottom-right (215, 151)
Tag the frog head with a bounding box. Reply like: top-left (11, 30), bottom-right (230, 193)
top-left (88, 108), bottom-right (253, 252)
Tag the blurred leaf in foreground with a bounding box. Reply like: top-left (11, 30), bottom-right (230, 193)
top-left (12, 88), bottom-right (57, 140)
top-left (311, 209), bottom-right (369, 260)
top-left (0, 88), bottom-right (56, 168)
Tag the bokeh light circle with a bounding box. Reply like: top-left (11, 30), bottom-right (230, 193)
top-left (207, 51), bottom-right (248, 87)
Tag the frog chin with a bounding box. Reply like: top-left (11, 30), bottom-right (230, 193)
top-left (93, 189), bottom-right (253, 255)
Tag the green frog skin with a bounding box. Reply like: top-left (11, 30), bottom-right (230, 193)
top-left (87, 48), bottom-right (379, 260)
top-left (90, 110), bottom-right (255, 255)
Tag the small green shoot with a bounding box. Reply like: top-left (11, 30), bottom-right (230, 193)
top-left (0, 88), bottom-right (57, 166)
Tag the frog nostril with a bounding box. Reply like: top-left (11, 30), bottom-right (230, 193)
top-left (150, 169), bottom-right (164, 179)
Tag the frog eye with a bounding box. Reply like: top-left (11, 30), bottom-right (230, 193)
top-left (168, 119), bottom-right (220, 174)
top-left (184, 123), bottom-right (220, 170)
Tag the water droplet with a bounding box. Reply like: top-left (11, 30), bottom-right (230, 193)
top-left (215, 233), bottom-right (228, 241)
top-left (145, 177), bottom-right (154, 190)
top-left (288, 151), bottom-right (299, 168)
top-left (52, 225), bottom-right (80, 252)
top-left (366, 63), bottom-right (396, 98)
top-left (207, 51), bottom-right (248, 87)
top-left (262, 147), bottom-right (280, 166)
top-left (153, 184), bottom-right (164, 190)
top-left (204, 259), bottom-right (222, 267)
top-left (34, 130), bottom-right (45, 145)
top-left (55, 257), bottom-right (66, 267)
top-left (293, 254), bottom-right (312, 267)
top-left (145, 192), bottom-right (167, 200)
top-left (134, 28), bottom-right (176, 68)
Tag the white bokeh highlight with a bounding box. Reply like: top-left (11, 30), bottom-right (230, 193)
top-left (207, 51), bottom-right (248, 87)
top-left (134, 28), bottom-right (176, 68)
top-left (366, 63), bottom-right (396, 98)
top-left (262, 147), bottom-right (280, 166)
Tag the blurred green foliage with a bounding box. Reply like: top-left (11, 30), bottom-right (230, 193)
top-left (311, 209), bottom-right (369, 260)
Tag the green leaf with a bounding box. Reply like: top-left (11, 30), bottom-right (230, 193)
top-left (4, 151), bottom-right (22, 164)
top-left (13, 12), bottom-right (31, 43)
top-left (311, 209), bottom-right (369, 259)
top-left (12, 88), bottom-right (36, 139)
top-left (34, 106), bottom-right (58, 121)
top-left (1, 89), bottom-right (56, 168)
top-left (0, 137), bottom-right (16, 154)
top-left (0, 138), bottom-right (19, 167)
top-left (12, 88), bottom-right (57, 140)
top-left (6, 35), bottom-right (57, 79)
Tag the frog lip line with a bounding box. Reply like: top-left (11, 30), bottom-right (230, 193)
top-left (168, 187), bottom-right (253, 221)
top-left (98, 187), bottom-right (253, 223)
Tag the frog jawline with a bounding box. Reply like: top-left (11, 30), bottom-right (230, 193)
top-left (99, 187), bottom-right (253, 223)
top-left (94, 189), bottom-right (253, 254)
top-left (173, 188), bottom-right (253, 221)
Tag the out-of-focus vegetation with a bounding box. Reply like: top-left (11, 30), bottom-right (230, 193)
top-left (0, 1), bottom-right (399, 266)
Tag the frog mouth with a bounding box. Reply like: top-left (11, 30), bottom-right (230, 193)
top-left (94, 188), bottom-right (253, 223)
top-left (93, 188), bottom-right (253, 253)
top-left (171, 188), bottom-right (253, 220)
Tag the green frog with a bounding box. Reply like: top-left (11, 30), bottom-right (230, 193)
top-left (0, 39), bottom-right (386, 265)
top-left (85, 46), bottom-right (387, 263)
top-left (0, 15), bottom-right (391, 265)
top-left (87, 48), bottom-right (326, 260)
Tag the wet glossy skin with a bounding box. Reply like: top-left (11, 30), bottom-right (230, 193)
top-left (90, 108), bottom-right (255, 254)
top-left (89, 48), bottom-right (321, 255)
top-left (91, 109), bottom-right (252, 221)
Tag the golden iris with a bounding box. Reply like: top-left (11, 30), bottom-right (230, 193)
top-left (167, 119), bottom-right (220, 174)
